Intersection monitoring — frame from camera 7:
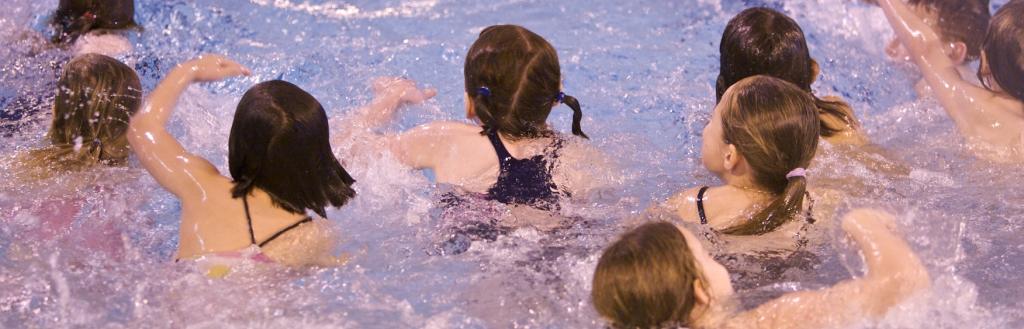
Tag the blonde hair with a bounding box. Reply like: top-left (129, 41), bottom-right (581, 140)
top-left (592, 221), bottom-right (708, 328)
top-left (719, 76), bottom-right (819, 235)
top-left (19, 54), bottom-right (141, 180)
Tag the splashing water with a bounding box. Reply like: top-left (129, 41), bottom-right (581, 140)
top-left (1, 0), bottom-right (1022, 327)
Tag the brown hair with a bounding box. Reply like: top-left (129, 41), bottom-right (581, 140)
top-left (719, 76), bottom-right (819, 235)
top-left (51, 0), bottom-right (137, 43)
top-left (229, 80), bottom-right (356, 218)
top-left (716, 7), bottom-right (859, 138)
top-left (980, 0), bottom-right (1024, 101)
top-left (592, 221), bottom-right (706, 329)
top-left (20, 54), bottom-right (141, 180)
top-left (464, 25), bottom-right (587, 140)
top-left (907, 0), bottom-right (991, 61)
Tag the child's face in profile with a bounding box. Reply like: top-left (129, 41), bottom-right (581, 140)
top-left (885, 5), bottom-right (942, 62)
top-left (701, 92), bottom-right (730, 177)
top-left (677, 226), bottom-right (734, 302)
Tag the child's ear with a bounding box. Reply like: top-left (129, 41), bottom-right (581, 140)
top-left (464, 92), bottom-right (477, 119)
top-left (810, 59), bottom-right (820, 84)
top-left (693, 279), bottom-right (710, 307)
top-left (723, 144), bottom-right (740, 171)
top-left (948, 42), bottom-right (968, 65)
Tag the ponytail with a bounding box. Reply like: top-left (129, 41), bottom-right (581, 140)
top-left (720, 175), bottom-right (808, 235)
top-left (557, 93), bottom-right (588, 139)
top-left (812, 95), bottom-right (859, 138)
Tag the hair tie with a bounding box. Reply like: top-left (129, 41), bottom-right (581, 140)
top-left (477, 86), bottom-right (491, 97)
top-left (555, 92), bottom-right (566, 103)
top-left (786, 168), bottom-right (806, 179)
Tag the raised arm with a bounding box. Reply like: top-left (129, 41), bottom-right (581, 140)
top-left (334, 77), bottom-right (441, 169)
top-left (876, 0), bottom-right (1004, 140)
top-left (127, 55), bottom-right (251, 198)
top-left (730, 209), bottom-right (929, 329)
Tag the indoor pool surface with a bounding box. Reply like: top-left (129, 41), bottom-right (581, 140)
top-left (1, 0), bottom-right (1022, 328)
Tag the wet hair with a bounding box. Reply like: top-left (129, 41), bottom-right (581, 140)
top-left (51, 0), bottom-right (137, 43)
top-left (22, 54), bottom-right (141, 178)
top-left (229, 80), bottom-right (356, 218)
top-left (716, 7), bottom-right (859, 138)
top-left (592, 221), bottom-right (706, 329)
top-left (464, 25), bottom-right (587, 140)
top-left (906, 0), bottom-right (991, 61)
top-left (980, 0), bottom-right (1024, 101)
top-left (719, 76), bottom-right (819, 235)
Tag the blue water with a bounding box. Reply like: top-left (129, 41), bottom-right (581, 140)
top-left (1, 0), bottom-right (1022, 327)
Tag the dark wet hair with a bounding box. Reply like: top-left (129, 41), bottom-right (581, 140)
top-left (592, 221), bottom-right (707, 328)
top-left (980, 0), bottom-right (1024, 101)
top-left (719, 76), bottom-right (819, 235)
top-left (229, 80), bottom-right (356, 218)
top-left (22, 53), bottom-right (141, 179)
top-left (464, 25), bottom-right (587, 140)
top-left (716, 7), bottom-right (859, 138)
top-left (907, 0), bottom-right (991, 61)
top-left (51, 0), bottom-right (137, 43)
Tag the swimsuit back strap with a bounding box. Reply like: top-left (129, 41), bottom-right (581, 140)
top-left (242, 194), bottom-right (256, 245)
top-left (258, 217), bottom-right (314, 248)
top-left (696, 186), bottom-right (710, 225)
top-left (486, 130), bottom-right (513, 167)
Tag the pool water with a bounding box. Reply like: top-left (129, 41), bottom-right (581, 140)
top-left (1, 0), bottom-right (1022, 327)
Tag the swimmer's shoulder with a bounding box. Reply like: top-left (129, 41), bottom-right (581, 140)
top-left (662, 186), bottom-right (705, 224)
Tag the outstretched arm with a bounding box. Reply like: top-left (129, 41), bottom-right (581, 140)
top-left (335, 77), bottom-right (441, 169)
top-left (127, 55), bottom-right (251, 198)
top-left (730, 209), bottom-right (929, 329)
top-left (876, 0), bottom-right (1009, 141)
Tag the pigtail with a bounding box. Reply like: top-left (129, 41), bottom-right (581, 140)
top-left (472, 87), bottom-right (500, 136)
top-left (812, 95), bottom-right (859, 138)
top-left (558, 93), bottom-right (589, 139)
top-left (720, 176), bottom-right (808, 235)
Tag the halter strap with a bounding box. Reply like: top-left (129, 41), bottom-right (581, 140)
top-left (696, 186), bottom-right (710, 225)
top-left (242, 194), bottom-right (317, 248)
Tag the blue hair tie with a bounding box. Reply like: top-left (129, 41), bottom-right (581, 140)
top-left (556, 92), bottom-right (566, 103)
top-left (477, 86), bottom-right (491, 97)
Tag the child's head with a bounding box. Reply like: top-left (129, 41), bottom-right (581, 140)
top-left (886, 0), bottom-right (990, 63)
top-left (717, 7), bottom-right (858, 137)
top-left (464, 25), bottom-right (587, 140)
top-left (592, 221), bottom-right (733, 328)
top-left (978, 0), bottom-right (1024, 101)
top-left (702, 76), bottom-right (819, 235)
top-left (24, 53), bottom-right (141, 177)
top-left (52, 0), bottom-right (137, 43)
top-left (229, 80), bottom-right (356, 218)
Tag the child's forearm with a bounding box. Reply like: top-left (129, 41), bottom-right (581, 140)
top-left (878, 0), bottom-right (945, 60)
top-left (133, 66), bottom-right (195, 128)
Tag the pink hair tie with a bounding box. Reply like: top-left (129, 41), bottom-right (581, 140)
top-left (786, 168), bottom-right (806, 179)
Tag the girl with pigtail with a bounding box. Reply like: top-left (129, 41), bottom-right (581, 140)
top-left (351, 24), bottom-right (602, 211)
top-left (660, 76), bottom-right (841, 252)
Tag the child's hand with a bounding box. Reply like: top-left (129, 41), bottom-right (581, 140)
top-left (373, 77), bottom-right (437, 106)
top-left (179, 54), bottom-right (252, 82)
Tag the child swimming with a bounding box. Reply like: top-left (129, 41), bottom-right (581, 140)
top-left (717, 7), bottom-right (864, 145)
top-left (662, 75), bottom-right (823, 240)
top-left (3, 53), bottom-right (142, 261)
top-left (876, 0), bottom-right (990, 96)
top-left (876, 0), bottom-right (1024, 157)
top-left (128, 55), bottom-right (353, 267)
top-left (591, 208), bottom-right (929, 329)
top-left (17, 53), bottom-right (141, 180)
top-left (51, 0), bottom-right (136, 57)
top-left (352, 25), bottom-right (597, 211)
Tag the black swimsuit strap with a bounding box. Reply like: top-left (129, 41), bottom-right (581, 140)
top-left (696, 186), bottom-right (710, 225)
top-left (258, 217), bottom-right (314, 248)
top-left (486, 130), bottom-right (513, 166)
top-left (242, 194), bottom-right (317, 248)
top-left (242, 194), bottom-right (257, 245)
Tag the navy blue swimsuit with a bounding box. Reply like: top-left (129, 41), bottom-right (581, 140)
top-left (483, 131), bottom-right (562, 209)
